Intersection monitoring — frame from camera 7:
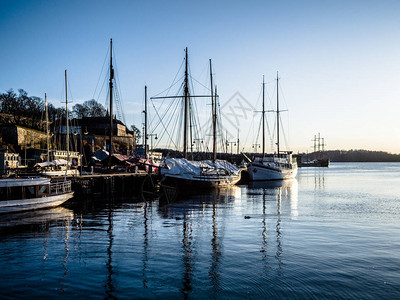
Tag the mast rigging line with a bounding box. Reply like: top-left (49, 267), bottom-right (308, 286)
top-left (151, 59), bottom-right (185, 98)
top-left (149, 82), bottom-right (184, 130)
top-left (150, 97), bottom-right (179, 150)
top-left (92, 47), bottom-right (110, 101)
top-left (112, 50), bottom-right (127, 125)
top-left (151, 97), bottom-right (180, 146)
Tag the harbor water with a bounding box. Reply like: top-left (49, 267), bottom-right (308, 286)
top-left (1, 162), bottom-right (400, 298)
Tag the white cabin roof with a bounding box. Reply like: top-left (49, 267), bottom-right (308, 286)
top-left (0, 177), bottom-right (50, 188)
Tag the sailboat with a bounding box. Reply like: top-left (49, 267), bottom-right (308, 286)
top-left (154, 48), bottom-right (241, 189)
top-left (247, 74), bottom-right (297, 181)
top-left (35, 71), bottom-right (80, 177)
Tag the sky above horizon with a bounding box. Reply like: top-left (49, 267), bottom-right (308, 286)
top-left (1, 0), bottom-right (399, 153)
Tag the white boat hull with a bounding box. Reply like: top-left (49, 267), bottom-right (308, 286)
top-left (0, 192), bottom-right (74, 214)
top-left (248, 163), bottom-right (297, 181)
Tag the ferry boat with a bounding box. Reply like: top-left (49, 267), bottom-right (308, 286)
top-left (0, 177), bottom-right (74, 214)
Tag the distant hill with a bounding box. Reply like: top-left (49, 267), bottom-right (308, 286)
top-left (315, 150), bottom-right (400, 162)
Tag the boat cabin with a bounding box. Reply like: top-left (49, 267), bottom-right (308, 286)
top-left (0, 177), bottom-right (50, 200)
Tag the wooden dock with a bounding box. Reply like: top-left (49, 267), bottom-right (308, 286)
top-left (66, 171), bottom-right (158, 198)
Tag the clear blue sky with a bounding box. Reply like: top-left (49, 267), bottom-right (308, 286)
top-left (1, 0), bottom-right (399, 153)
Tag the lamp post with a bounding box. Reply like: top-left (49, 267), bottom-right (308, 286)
top-left (193, 138), bottom-right (203, 159)
top-left (252, 143), bottom-right (261, 154)
top-left (226, 141), bottom-right (236, 156)
top-left (148, 133), bottom-right (158, 159)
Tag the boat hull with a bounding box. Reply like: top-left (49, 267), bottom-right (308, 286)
top-left (248, 163), bottom-right (297, 181)
top-left (162, 174), bottom-right (241, 190)
top-left (0, 192), bottom-right (74, 214)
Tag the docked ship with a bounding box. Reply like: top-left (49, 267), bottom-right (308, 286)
top-left (298, 134), bottom-right (329, 167)
top-left (0, 177), bottom-right (73, 213)
top-left (247, 74), bottom-right (297, 181)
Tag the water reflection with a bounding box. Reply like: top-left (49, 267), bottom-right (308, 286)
top-left (157, 187), bottom-right (240, 298)
top-left (247, 179), bottom-right (298, 276)
top-left (248, 179), bottom-right (298, 217)
top-left (181, 212), bottom-right (194, 298)
top-left (60, 217), bottom-right (71, 292)
top-left (105, 198), bottom-right (115, 299)
top-left (209, 191), bottom-right (221, 294)
top-left (142, 201), bottom-right (149, 289)
top-left (0, 207), bottom-right (74, 234)
top-left (314, 169), bottom-right (326, 190)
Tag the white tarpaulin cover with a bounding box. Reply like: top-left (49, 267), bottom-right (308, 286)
top-left (35, 159), bottom-right (71, 168)
top-left (161, 158), bottom-right (240, 176)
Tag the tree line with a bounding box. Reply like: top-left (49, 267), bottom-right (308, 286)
top-left (307, 150), bottom-right (400, 162)
top-left (0, 89), bottom-right (108, 131)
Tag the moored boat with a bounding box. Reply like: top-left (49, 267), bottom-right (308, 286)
top-left (248, 152), bottom-right (297, 181)
top-left (0, 177), bottom-right (73, 214)
top-left (160, 158), bottom-right (241, 189)
top-left (247, 74), bottom-right (298, 181)
top-left (152, 48), bottom-right (241, 189)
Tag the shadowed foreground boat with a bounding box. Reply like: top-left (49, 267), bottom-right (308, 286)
top-left (0, 177), bottom-right (74, 213)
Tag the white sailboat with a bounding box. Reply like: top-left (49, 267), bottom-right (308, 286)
top-left (36, 71), bottom-right (80, 177)
top-left (247, 74), bottom-right (297, 181)
top-left (154, 49), bottom-right (241, 189)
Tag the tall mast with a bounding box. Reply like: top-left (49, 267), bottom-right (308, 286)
top-left (318, 132), bottom-right (321, 153)
top-left (262, 75), bottom-right (265, 157)
top-left (65, 70), bottom-right (69, 164)
top-left (144, 85), bottom-right (148, 159)
top-left (109, 38), bottom-right (114, 168)
top-left (45, 92), bottom-right (50, 161)
top-left (189, 97), bottom-right (193, 160)
top-left (237, 128), bottom-right (239, 155)
top-left (276, 72), bottom-right (280, 154)
top-left (183, 47), bottom-right (189, 159)
top-left (210, 59), bottom-right (216, 162)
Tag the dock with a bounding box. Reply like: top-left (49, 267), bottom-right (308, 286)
top-left (64, 171), bottom-right (159, 198)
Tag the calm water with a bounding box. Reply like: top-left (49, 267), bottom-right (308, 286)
top-left (1, 162), bottom-right (400, 299)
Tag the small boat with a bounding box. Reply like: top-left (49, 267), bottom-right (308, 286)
top-left (248, 152), bottom-right (297, 181)
top-left (298, 158), bottom-right (329, 168)
top-left (35, 158), bottom-right (80, 177)
top-left (38, 72), bottom-right (81, 177)
top-left (0, 177), bottom-right (74, 214)
top-left (247, 74), bottom-right (297, 181)
top-left (298, 134), bottom-right (329, 167)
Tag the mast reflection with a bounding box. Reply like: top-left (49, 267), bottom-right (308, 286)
top-left (209, 189), bottom-right (221, 293)
top-left (261, 189), bottom-right (267, 265)
top-left (275, 187), bottom-right (283, 273)
top-left (142, 201), bottom-right (149, 289)
top-left (249, 179), bottom-right (298, 274)
top-left (104, 197), bottom-right (115, 299)
top-left (181, 212), bottom-right (193, 298)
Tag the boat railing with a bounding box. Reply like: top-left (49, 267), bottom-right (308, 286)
top-left (50, 180), bottom-right (72, 195)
